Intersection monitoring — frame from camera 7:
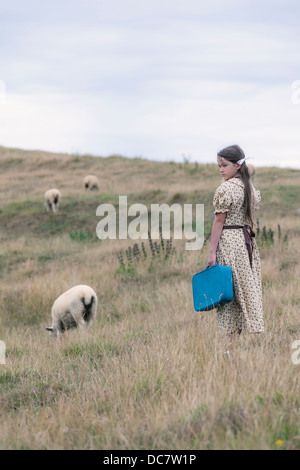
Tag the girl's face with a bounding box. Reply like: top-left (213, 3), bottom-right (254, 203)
top-left (217, 157), bottom-right (240, 180)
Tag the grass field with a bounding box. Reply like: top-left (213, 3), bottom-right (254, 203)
top-left (0, 145), bottom-right (299, 450)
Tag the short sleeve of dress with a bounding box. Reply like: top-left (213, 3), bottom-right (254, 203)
top-left (213, 184), bottom-right (233, 214)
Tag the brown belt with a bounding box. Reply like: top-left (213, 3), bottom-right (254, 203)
top-left (222, 225), bottom-right (255, 268)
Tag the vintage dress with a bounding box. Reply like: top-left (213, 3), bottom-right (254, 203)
top-left (213, 178), bottom-right (264, 334)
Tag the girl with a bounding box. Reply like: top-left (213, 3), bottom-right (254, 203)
top-left (208, 145), bottom-right (264, 345)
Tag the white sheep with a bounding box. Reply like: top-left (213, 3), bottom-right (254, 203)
top-left (247, 164), bottom-right (256, 182)
top-left (83, 175), bottom-right (100, 190)
top-left (44, 188), bottom-right (61, 212)
top-left (46, 285), bottom-right (98, 337)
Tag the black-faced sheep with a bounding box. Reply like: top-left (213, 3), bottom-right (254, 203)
top-left (46, 285), bottom-right (98, 337)
top-left (44, 189), bottom-right (61, 212)
top-left (83, 175), bottom-right (100, 190)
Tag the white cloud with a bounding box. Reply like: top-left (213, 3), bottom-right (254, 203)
top-left (1, 81), bottom-right (299, 167)
top-left (0, 0), bottom-right (300, 168)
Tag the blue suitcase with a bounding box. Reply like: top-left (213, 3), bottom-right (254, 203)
top-left (192, 264), bottom-right (233, 312)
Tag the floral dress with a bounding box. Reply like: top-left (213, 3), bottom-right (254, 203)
top-left (213, 178), bottom-right (264, 334)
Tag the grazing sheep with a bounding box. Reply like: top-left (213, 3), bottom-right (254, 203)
top-left (46, 285), bottom-right (98, 337)
top-left (44, 188), bottom-right (61, 212)
top-left (247, 164), bottom-right (256, 182)
top-left (83, 174), bottom-right (100, 190)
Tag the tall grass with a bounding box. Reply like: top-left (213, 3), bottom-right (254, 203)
top-left (0, 147), bottom-right (299, 449)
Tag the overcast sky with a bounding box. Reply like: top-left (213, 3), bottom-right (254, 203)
top-left (1, 0), bottom-right (300, 167)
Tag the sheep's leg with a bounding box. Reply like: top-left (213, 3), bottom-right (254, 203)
top-left (77, 317), bottom-right (86, 330)
top-left (51, 322), bottom-right (60, 338)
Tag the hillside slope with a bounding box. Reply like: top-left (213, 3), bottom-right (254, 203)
top-left (0, 146), bottom-right (299, 450)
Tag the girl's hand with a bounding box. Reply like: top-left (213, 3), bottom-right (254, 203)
top-left (208, 252), bottom-right (216, 267)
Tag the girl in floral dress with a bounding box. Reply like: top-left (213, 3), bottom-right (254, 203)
top-left (208, 145), bottom-right (264, 346)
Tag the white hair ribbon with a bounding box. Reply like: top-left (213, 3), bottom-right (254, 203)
top-left (237, 156), bottom-right (252, 165)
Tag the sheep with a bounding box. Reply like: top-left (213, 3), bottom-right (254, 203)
top-left (46, 285), bottom-right (98, 337)
top-left (247, 164), bottom-right (256, 182)
top-left (83, 174), bottom-right (100, 190)
top-left (44, 188), bottom-right (61, 212)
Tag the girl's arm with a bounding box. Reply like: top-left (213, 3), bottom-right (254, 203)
top-left (208, 212), bottom-right (226, 266)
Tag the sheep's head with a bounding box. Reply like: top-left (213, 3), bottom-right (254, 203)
top-left (46, 326), bottom-right (56, 338)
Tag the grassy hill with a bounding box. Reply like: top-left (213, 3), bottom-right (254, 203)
top-left (0, 146), bottom-right (299, 450)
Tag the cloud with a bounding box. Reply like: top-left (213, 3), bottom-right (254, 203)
top-left (1, 81), bottom-right (299, 167)
top-left (0, 0), bottom-right (300, 167)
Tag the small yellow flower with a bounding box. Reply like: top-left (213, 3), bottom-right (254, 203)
top-left (276, 440), bottom-right (284, 446)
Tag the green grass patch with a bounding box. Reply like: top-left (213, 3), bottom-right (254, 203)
top-left (63, 341), bottom-right (120, 360)
top-left (260, 185), bottom-right (300, 214)
top-left (0, 371), bottom-right (21, 387)
top-left (69, 229), bottom-right (98, 243)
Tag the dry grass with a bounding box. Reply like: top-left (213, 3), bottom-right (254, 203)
top-left (0, 146), bottom-right (300, 450)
